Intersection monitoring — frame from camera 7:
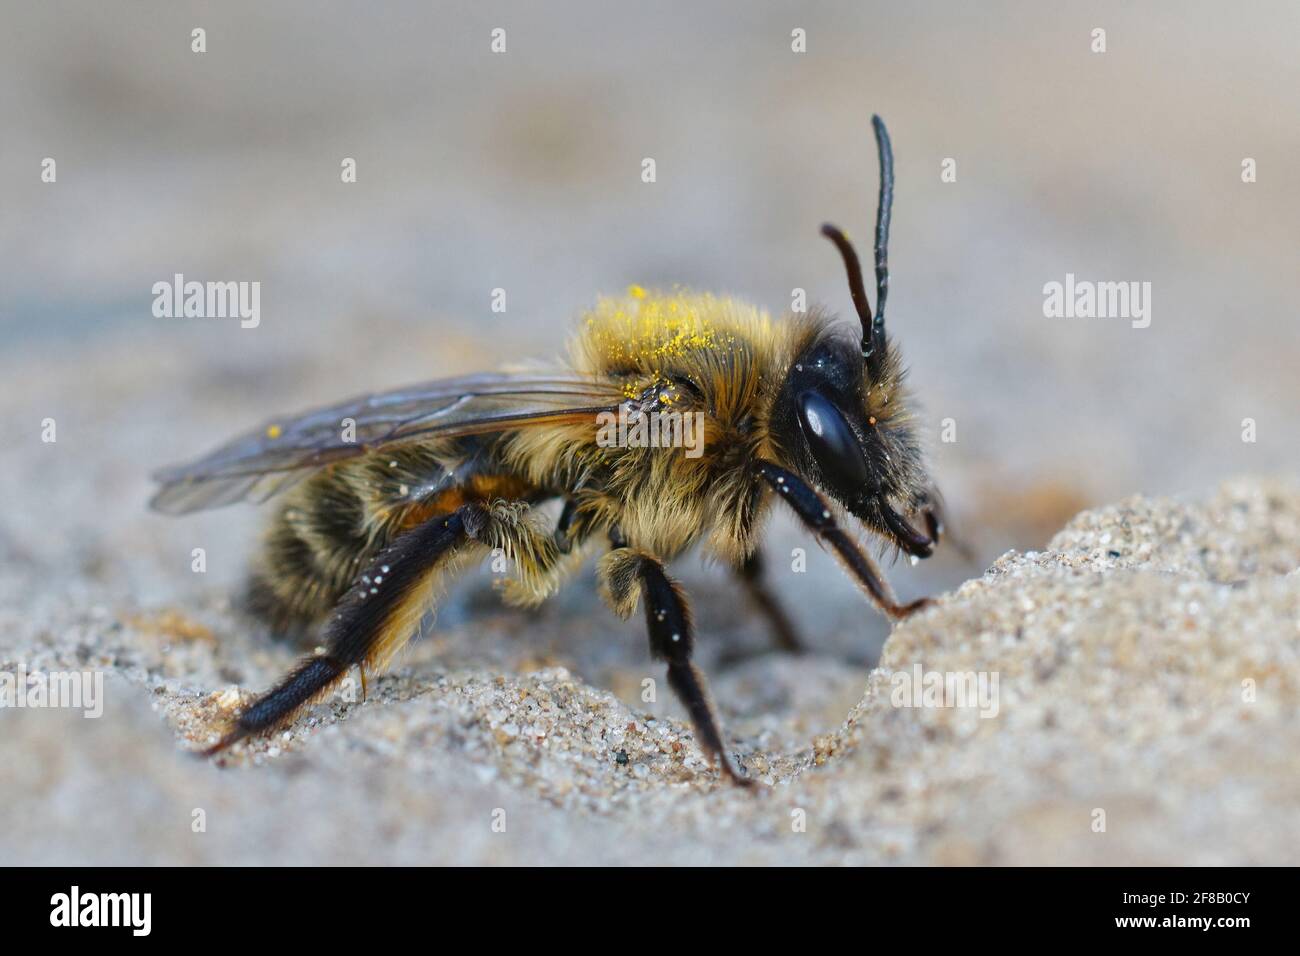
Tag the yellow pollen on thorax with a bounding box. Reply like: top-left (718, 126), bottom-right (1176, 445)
top-left (585, 288), bottom-right (732, 369)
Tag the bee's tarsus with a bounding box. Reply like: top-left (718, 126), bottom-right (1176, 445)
top-left (892, 596), bottom-right (936, 620)
top-left (200, 726), bottom-right (248, 758)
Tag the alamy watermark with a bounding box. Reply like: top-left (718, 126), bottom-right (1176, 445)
top-left (1042, 273), bottom-right (1151, 328)
top-left (0, 662), bottom-right (104, 718)
top-left (596, 403), bottom-right (705, 459)
top-left (50, 886), bottom-right (151, 936)
top-left (889, 664), bottom-right (1000, 718)
top-left (152, 273), bottom-right (260, 328)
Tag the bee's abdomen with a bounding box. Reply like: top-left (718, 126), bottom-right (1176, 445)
top-left (244, 440), bottom-right (539, 639)
top-left (244, 467), bottom-right (381, 638)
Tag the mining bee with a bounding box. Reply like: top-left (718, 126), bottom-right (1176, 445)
top-left (153, 116), bottom-right (946, 785)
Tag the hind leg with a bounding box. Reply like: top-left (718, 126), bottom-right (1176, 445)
top-left (206, 500), bottom-right (560, 754)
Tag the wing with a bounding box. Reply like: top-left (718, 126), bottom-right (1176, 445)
top-left (150, 371), bottom-right (626, 515)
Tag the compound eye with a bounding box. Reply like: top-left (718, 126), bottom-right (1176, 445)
top-left (796, 391), bottom-right (875, 494)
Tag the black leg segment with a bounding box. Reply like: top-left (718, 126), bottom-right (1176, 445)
top-left (757, 461), bottom-right (931, 620)
top-left (204, 504), bottom-right (487, 755)
top-left (738, 550), bottom-right (804, 652)
top-left (634, 555), bottom-right (750, 786)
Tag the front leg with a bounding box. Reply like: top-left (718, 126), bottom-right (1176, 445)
top-left (757, 461), bottom-right (931, 620)
top-left (599, 547), bottom-right (751, 786)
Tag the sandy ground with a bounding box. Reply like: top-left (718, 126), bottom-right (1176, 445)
top-left (2, 479), bottom-right (1297, 865)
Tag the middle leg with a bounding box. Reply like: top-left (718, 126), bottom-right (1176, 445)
top-left (600, 546), bottom-right (750, 786)
top-left (737, 549), bottom-right (804, 652)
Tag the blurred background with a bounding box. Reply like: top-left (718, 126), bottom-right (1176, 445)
top-left (1, 1), bottom-right (1298, 722)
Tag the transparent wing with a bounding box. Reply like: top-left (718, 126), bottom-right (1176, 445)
top-left (150, 371), bottom-right (625, 514)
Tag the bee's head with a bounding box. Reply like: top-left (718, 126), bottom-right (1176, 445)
top-left (772, 328), bottom-right (934, 557)
top-left (770, 114), bottom-right (936, 558)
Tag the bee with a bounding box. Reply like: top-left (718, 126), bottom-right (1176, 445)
top-left (153, 115), bottom-right (946, 786)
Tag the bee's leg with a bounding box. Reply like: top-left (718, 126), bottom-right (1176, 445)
top-left (737, 550), bottom-right (804, 652)
top-left (757, 461), bottom-right (932, 620)
top-left (599, 547), bottom-right (751, 786)
top-left (203, 503), bottom-right (493, 755)
top-left (554, 497), bottom-right (581, 553)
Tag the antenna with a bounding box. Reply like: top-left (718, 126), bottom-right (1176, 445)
top-left (820, 114), bottom-right (895, 375)
top-left (870, 114), bottom-right (893, 362)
